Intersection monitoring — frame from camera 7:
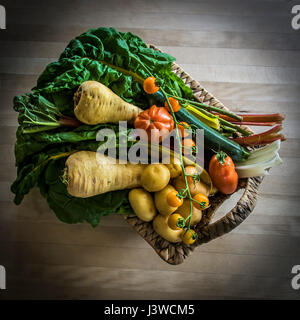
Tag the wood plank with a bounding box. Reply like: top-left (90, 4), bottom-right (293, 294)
top-left (2, 26), bottom-right (299, 50)
top-left (3, 8), bottom-right (294, 34)
top-left (3, 0), bottom-right (294, 17)
top-left (181, 64), bottom-right (300, 85)
top-left (0, 263), bottom-right (298, 300)
top-left (0, 242), bottom-right (299, 279)
top-left (161, 47), bottom-right (300, 67)
top-left (0, 74), bottom-right (36, 91)
top-left (200, 81), bottom-right (300, 103)
top-left (0, 283), bottom-right (250, 300)
top-left (0, 41), bottom-right (67, 58)
top-left (0, 57), bottom-right (55, 75)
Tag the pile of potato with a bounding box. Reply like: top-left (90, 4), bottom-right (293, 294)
top-left (128, 159), bottom-right (211, 244)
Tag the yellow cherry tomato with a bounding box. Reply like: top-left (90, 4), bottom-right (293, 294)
top-left (182, 138), bottom-right (196, 156)
top-left (168, 213), bottom-right (185, 230)
top-left (193, 193), bottom-right (209, 210)
top-left (181, 229), bottom-right (197, 245)
top-left (167, 190), bottom-right (184, 207)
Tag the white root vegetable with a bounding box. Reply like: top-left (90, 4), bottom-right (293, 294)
top-left (74, 81), bottom-right (142, 125)
top-left (66, 151), bottom-right (146, 198)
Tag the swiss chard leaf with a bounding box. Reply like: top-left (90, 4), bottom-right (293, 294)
top-left (42, 159), bottom-right (132, 227)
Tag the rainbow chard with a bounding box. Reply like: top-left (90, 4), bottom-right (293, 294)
top-left (14, 94), bottom-right (82, 134)
top-left (232, 124), bottom-right (285, 147)
top-left (212, 112), bottom-right (285, 127)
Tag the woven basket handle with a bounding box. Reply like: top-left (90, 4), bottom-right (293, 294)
top-left (196, 176), bottom-right (263, 244)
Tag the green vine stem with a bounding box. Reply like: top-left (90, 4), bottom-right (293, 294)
top-left (134, 58), bottom-right (200, 236)
top-left (160, 87), bottom-right (194, 233)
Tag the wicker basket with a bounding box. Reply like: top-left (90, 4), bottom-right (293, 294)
top-left (123, 44), bottom-right (264, 265)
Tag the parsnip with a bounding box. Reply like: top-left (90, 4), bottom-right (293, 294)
top-left (65, 151), bottom-right (146, 198)
top-left (74, 81), bottom-right (142, 125)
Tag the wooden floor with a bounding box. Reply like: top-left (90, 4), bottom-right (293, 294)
top-left (0, 0), bottom-right (300, 300)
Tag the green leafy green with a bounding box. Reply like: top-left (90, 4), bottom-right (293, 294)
top-left (40, 159), bottom-right (132, 227)
top-left (11, 27), bottom-right (193, 227)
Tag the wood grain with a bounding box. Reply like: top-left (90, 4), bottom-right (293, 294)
top-left (0, 0), bottom-right (299, 300)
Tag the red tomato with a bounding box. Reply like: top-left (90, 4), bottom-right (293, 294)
top-left (208, 151), bottom-right (238, 195)
top-left (134, 105), bottom-right (174, 142)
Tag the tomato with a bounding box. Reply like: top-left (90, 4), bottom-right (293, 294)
top-left (183, 138), bottom-right (195, 148)
top-left (182, 138), bottom-right (196, 156)
top-left (164, 97), bottom-right (181, 113)
top-left (167, 191), bottom-right (183, 207)
top-left (193, 193), bottom-right (209, 210)
top-left (184, 165), bottom-right (198, 184)
top-left (177, 122), bottom-right (191, 138)
top-left (134, 105), bottom-right (174, 142)
top-left (168, 213), bottom-right (185, 230)
top-left (181, 229), bottom-right (197, 245)
top-left (208, 151), bottom-right (238, 195)
top-left (143, 77), bottom-right (159, 94)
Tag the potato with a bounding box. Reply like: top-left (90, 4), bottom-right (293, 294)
top-left (129, 188), bottom-right (156, 222)
top-left (162, 155), bottom-right (182, 178)
top-left (173, 166), bottom-right (210, 197)
top-left (153, 214), bottom-right (182, 243)
top-left (154, 185), bottom-right (178, 216)
top-left (176, 199), bottom-right (202, 226)
top-left (141, 164), bottom-right (170, 192)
